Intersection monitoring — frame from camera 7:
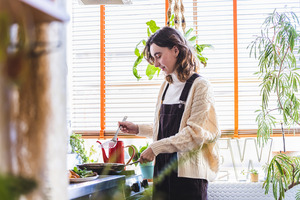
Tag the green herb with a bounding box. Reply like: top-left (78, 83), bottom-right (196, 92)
top-left (73, 167), bottom-right (95, 178)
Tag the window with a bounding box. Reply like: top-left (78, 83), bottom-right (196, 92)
top-left (69, 0), bottom-right (300, 137)
top-left (70, 1), bottom-right (101, 132)
top-left (236, 1), bottom-right (300, 134)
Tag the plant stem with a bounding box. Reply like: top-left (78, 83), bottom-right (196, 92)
top-left (265, 108), bottom-right (279, 115)
top-left (281, 122), bottom-right (286, 152)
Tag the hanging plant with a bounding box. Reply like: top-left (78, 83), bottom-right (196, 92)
top-left (133, 14), bottom-right (212, 80)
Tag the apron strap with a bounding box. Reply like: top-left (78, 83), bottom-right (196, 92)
top-left (179, 73), bottom-right (200, 103)
top-left (161, 73), bottom-right (200, 103)
top-left (161, 83), bottom-right (170, 103)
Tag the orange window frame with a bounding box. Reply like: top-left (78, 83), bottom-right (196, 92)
top-left (100, 5), bottom-right (105, 139)
top-left (233, 0), bottom-right (239, 138)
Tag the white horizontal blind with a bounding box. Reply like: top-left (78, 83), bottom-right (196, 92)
top-left (70, 0), bottom-right (300, 134)
top-left (181, 0), bottom-right (300, 133)
top-left (105, 0), bottom-right (236, 132)
top-left (182, 0), bottom-right (235, 132)
top-left (104, 0), bottom-right (165, 131)
top-left (70, 0), bottom-right (101, 131)
top-left (236, 1), bottom-right (300, 132)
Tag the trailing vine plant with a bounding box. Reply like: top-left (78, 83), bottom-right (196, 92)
top-left (133, 15), bottom-right (212, 80)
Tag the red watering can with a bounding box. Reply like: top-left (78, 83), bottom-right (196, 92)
top-left (97, 140), bottom-right (135, 165)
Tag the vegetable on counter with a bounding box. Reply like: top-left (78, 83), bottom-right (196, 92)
top-left (69, 167), bottom-right (97, 179)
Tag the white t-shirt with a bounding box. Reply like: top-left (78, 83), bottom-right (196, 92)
top-left (163, 73), bottom-right (186, 104)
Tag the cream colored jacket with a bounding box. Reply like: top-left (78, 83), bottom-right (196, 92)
top-left (137, 76), bottom-right (221, 181)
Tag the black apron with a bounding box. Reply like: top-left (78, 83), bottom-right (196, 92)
top-left (153, 73), bottom-right (208, 200)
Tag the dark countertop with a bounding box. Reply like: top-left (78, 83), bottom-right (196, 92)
top-left (68, 175), bottom-right (125, 200)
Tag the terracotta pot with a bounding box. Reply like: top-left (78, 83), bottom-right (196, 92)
top-left (250, 173), bottom-right (258, 182)
top-left (272, 151), bottom-right (299, 157)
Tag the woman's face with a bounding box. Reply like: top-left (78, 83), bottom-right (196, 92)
top-left (150, 43), bottom-right (179, 75)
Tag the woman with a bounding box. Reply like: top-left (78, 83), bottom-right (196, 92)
top-left (119, 26), bottom-right (220, 200)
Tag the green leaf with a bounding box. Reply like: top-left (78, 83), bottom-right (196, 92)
top-left (188, 36), bottom-right (197, 42)
top-left (296, 190), bottom-right (300, 200)
top-left (134, 39), bottom-right (147, 57)
top-left (139, 143), bottom-right (149, 153)
top-left (146, 20), bottom-right (160, 34)
top-left (134, 47), bottom-right (140, 57)
top-left (128, 145), bottom-right (139, 162)
top-left (146, 64), bottom-right (158, 80)
top-left (169, 14), bottom-right (175, 27)
top-left (147, 27), bottom-right (151, 37)
top-left (132, 55), bottom-right (143, 80)
top-left (195, 44), bottom-right (213, 53)
top-left (142, 40), bottom-right (147, 46)
top-left (184, 28), bottom-right (193, 38)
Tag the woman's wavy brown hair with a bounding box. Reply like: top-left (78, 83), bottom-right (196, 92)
top-left (143, 26), bottom-right (199, 83)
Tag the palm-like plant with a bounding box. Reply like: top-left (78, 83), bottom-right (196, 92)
top-left (264, 154), bottom-right (300, 200)
top-left (249, 9), bottom-right (300, 147)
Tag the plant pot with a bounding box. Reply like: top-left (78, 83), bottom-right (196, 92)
top-left (139, 162), bottom-right (154, 180)
top-left (250, 173), bottom-right (258, 182)
top-left (272, 151), bottom-right (299, 157)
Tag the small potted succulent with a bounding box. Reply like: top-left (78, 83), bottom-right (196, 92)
top-left (128, 143), bottom-right (154, 180)
top-left (249, 169), bottom-right (259, 182)
top-left (241, 168), bottom-right (259, 182)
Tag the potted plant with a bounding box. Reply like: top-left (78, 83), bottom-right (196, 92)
top-left (249, 8), bottom-right (300, 200)
top-left (264, 153), bottom-right (300, 200)
top-left (248, 9), bottom-right (300, 148)
top-left (249, 169), bottom-right (259, 182)
top-left (128, 143), bottom-right (154, 180)
top-left (241, 168), bottom-right (259, 182)
top-left (133, 15), bottom-right (212, 80)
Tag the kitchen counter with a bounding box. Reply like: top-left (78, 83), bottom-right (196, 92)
top-left (68, 175), bottom-right (125, 200)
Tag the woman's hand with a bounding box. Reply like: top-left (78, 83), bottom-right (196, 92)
top-left (140, 147), bottom-right (155, 164)
top-left (118, 121), bottom-right (139, 135)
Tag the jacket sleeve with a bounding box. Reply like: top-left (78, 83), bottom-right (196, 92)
top-left (150, 78), bottom-right (220, 155)
top-left (136, 124), bottom-right (153, 138)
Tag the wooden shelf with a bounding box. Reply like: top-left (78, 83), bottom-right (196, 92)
top-left (20, 0), bottom-right (69, 23)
